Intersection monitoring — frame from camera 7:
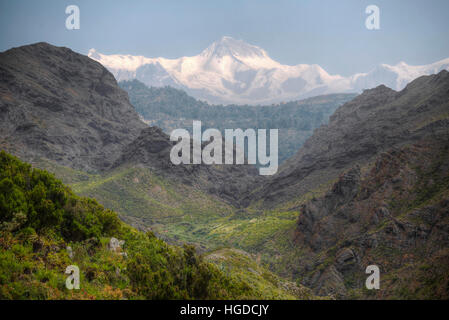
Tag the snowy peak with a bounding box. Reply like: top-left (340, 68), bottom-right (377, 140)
top-left (201, 36), bottom-right (268, 59)
top-left (88, 48), bottom-right (155, 72)
top-left (350, 57), bottom-right (449, 92)
top-left (197, 36), bottom-right (280, 72)
top-left (88, 37), bottom-right (449, 104)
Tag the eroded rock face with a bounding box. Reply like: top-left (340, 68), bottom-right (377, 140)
top-left (293, 139), bottom-right (449, 298)
top-left (335, 248), bottom-right (359, 273)
top-left (295, 167), bottom-right (361, 251)
top-left (108, 237), bottom-right (124, 251)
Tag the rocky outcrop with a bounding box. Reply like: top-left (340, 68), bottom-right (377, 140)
top-left (295, 167), bottom-right (362, 251)
top-left (293, 138), bottom-right (449, 298)
top-left (108, 237), bottom-right (127, 257)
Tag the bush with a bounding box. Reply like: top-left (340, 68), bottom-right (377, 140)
top-left (0, 151), bottom-right (121, 241)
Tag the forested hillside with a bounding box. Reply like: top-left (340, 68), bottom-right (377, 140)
top-left (120, 80), bottom-right (356, 164)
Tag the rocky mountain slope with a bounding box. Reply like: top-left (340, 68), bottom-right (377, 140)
top-left (293, 137), bottom-right (449, 299)
top-left (0, 42), bottom-right (146, 172)
top-left (248, 71), bottom-right (449, 208)
top-left (89, 36), bottom-right (449, 105)
top-left (239, 71), bottom-right (449, 298)
top-left (110, 126), bottom-right (258, 205)
top-left (0, 42), bottom-right (313, 300)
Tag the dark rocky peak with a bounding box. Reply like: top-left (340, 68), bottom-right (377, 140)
top-left (361, 84), bottom-right (396, 95)
top-left (328, 84), bottom-right (397, 125)
top-left (404, 69), bottom-right (449, 91)
top-left (0, 42), bottom-right (146, 171)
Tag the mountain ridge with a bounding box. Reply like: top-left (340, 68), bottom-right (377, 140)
top-left (245, 70), bottom-right (449, 208)
top-left (89, 36), bottom-right (449, 105)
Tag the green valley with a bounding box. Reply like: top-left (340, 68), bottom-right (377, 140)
top-left (0, 151), bottom-right (314, 300)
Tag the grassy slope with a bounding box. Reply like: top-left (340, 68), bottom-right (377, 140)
top-left (1, 151), bottom-right (316, 300)
top-left (36, 160), bottom-right (329, 292)
top-left (68, 165), bottom-right (303, 257)
top-left (205, 248), bottom-right (321, 300)
top-left (36, 158), bottom-right (322, 277)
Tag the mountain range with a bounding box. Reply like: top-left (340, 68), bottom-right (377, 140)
top-left (1, 42), bottom-right (449, 299)
top-left (89, 36), bottom-right (449, 105)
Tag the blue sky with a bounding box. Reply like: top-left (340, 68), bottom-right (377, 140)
top-left (1, 0), bottom-right (448, 76)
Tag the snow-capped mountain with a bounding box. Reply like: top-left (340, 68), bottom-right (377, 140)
top-left (88, 36), bottom-right (449, 104)
top-left (349, 59), bottom-right (449, 92)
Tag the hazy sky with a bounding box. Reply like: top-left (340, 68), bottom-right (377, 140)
top-left (1, 0), bottom-right (448, 76)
